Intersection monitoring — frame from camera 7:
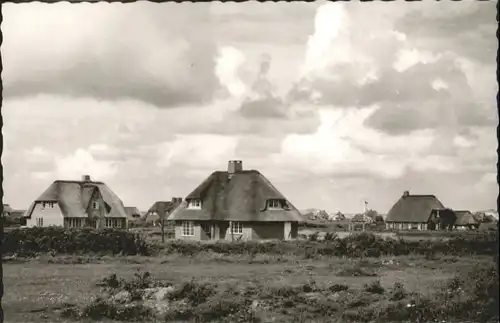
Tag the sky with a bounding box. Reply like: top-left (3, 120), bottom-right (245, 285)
top-left (1, 1), bottom-right (498, 214)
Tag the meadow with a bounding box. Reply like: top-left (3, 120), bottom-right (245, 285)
top-left (1, 227), bottom-right (498, 323)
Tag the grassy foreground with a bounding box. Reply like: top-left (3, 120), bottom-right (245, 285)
top-left (2, 253), bottom-right (498, 322)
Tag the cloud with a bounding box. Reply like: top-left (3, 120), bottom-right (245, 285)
top-left (55, 148), bottom-right (118, 180)
top-left (285, 1), bottom-right (496, 138)
top-left (156, 134), bottom-right (239, 170)
top-left (239, 53), bottom-right (289, 119)
top-left (2, 3), bottom-right (222, 107)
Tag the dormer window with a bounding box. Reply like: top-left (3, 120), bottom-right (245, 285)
top-left (93, 201), bottom-right (100, 210)
top-left (41, 202), bottom-right (55, 210)
top-left (268, 199), bottom-right (282, 209)
top-left (188, 199), bottom-right (202, 209)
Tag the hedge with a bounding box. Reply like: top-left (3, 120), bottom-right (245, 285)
top-left (2, 227), bottom-right (153, 256)
top-left (1, 228), bottom-right (497, 258)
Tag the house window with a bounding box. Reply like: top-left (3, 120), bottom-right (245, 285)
top-left (182, 221), bottom-right (194, 236)
top-left (67, 218), bottom-right (82, 228)
top-left (41, 202), bottom-right (55, 210)
top-left (36, 217), bottom-right (44, 226)
top-left (231, 222), bottom-right (243, 235)
top-left (93, 201), bottom-right (100, 210)
top-left (268, 199), bottom-right (281, 209)
top-left (105, 218), bottom-right (118, 228)
top-left (188, 199), bottom-right (202, 209)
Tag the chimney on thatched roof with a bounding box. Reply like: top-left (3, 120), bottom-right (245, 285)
top-left (82, 175), bottom-right (92, 182)
top-left (228, 160), bottom-right (243, 179)
top-left (403, 190), bottom-right (410, 198)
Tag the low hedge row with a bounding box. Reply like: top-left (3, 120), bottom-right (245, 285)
top-left (1, 227), bottom-right (497, 258)
top-left (160, 231), bottom-right (498, 257)
top-left (2, 227), bottom-right (153, 256)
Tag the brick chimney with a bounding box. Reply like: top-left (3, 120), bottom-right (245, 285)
top-left (82, 175), bottom-right (92, 182)
top-left (228, 160), bottom-right (243, 177)
top-left (403, 190), bottom-right (410, 198)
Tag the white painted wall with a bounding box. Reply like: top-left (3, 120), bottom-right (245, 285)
top-left (26, 202), bottom-right (65, 227)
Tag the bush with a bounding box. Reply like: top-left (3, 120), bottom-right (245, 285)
top-left (79, 297), bottom-right (154, 321)
top-left (2, 227), bottom-right (153, 256)
top-left (364, 280), bottom-right (385, 294)
top-left (389, 281), bottom-right (407, 301)
top-left (4, 227), bottom-right (497, 258)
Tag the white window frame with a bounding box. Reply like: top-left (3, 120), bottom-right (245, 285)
top-left (268, 199), bottom-right (281, 209)
top-left (93, 201), bottom-right (100, 210)
top-left (105, 218), bottom-right (113, 228)
top-left (182, 221), bottom-right (195, 236)
top-left (231, 222), bottom-right (243, 235)
top-left (36, 217), bottom-right (44, 226)
top-left (188, 199), bottom-right (202, 209)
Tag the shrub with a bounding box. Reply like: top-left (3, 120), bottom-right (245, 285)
top-left (79, 297), bottom-right (153, 321)
top-left (328, 283), bottom-right (349, 293)
top-left (308, 231), bottom-right (320, 241)
top-left (324, 232), bottom-right (338, 241)
top-left (364, 280), bottom-right (385, 294)
top-left (2, 227), bottom-right (153, 256)
top-left (389, 281), bottom-right (407, 301)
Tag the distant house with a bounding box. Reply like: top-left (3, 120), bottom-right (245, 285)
top-left (143, 198), bottom-right (182, 226)
top-left (2, 204), bottom-right (13, 217)
top-left (385, 191), bottom-right (456, 230)
top-left (24, 175), bottom-right (128, 229)
top-left (125, 207), bottom-right (142, 220)
top-left (349, 213), bottom-right (373, 231)
top-left (453, 210), bottom-right (479, 230)
top-left (168, 160), bottom-right (304, 241)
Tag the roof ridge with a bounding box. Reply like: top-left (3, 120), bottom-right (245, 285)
top-left (54, 180), bottom-right (105, 184)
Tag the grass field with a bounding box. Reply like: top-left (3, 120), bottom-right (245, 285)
top-left (2, 253), bottom-right (495, 322)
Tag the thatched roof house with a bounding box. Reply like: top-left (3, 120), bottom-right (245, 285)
top-left (2, 204), bottom-right (13, 217)
top-left (168, 160), bottom-right (303, 241)
top-left (385, 191), bottom-right (454, 230)
top-left (453, 210), bottom-right (479, 229)
top-left (24, 175), bottom-right (127, 229)
top-left (143, 199), bottom-right (182, 225)
top-left (125, 206), bottom-right (142, 220)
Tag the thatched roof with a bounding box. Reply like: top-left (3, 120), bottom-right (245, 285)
top-left (24, 179), bottom-right (127, 219)
top-left (454, 210), bottom-right (478, 226)
top-left (386, 192), bottom-right (446, 223)
top-left (143, 199), bottom-right (181, 222)
top-left (168, 168), bottom-right (303, 222)
top-left (125, 207), bottom-right (141, 218)
top-left (2, 204), bottom-right (14, 214)
top-left (351, 213), bottom-right (372, 223)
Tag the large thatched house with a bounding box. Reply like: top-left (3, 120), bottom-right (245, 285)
top-left (168, 160), bottom-right (304, 241)
top-left (385, 191), bottom-right (456, 230)
top-left (453, 210), bottom-right (479, 230)
top-left (24, 175), bottom-right (127, 229)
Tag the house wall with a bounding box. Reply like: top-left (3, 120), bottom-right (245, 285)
top-left (386, 222), bottom-right (428, 230)
top-left (174, 221), bottom-right (300, 241)
top-left (174, 221), bottom-right (202, 241)
top-left (252, 222), bottom-right (285, 240)
top-left (26, 202), bottom-right (65, 227)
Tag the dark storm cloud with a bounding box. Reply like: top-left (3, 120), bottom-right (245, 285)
top-left (2, 3), bottom-right (222, 108)
top-left (395, 2), bottom-right (497, 64)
